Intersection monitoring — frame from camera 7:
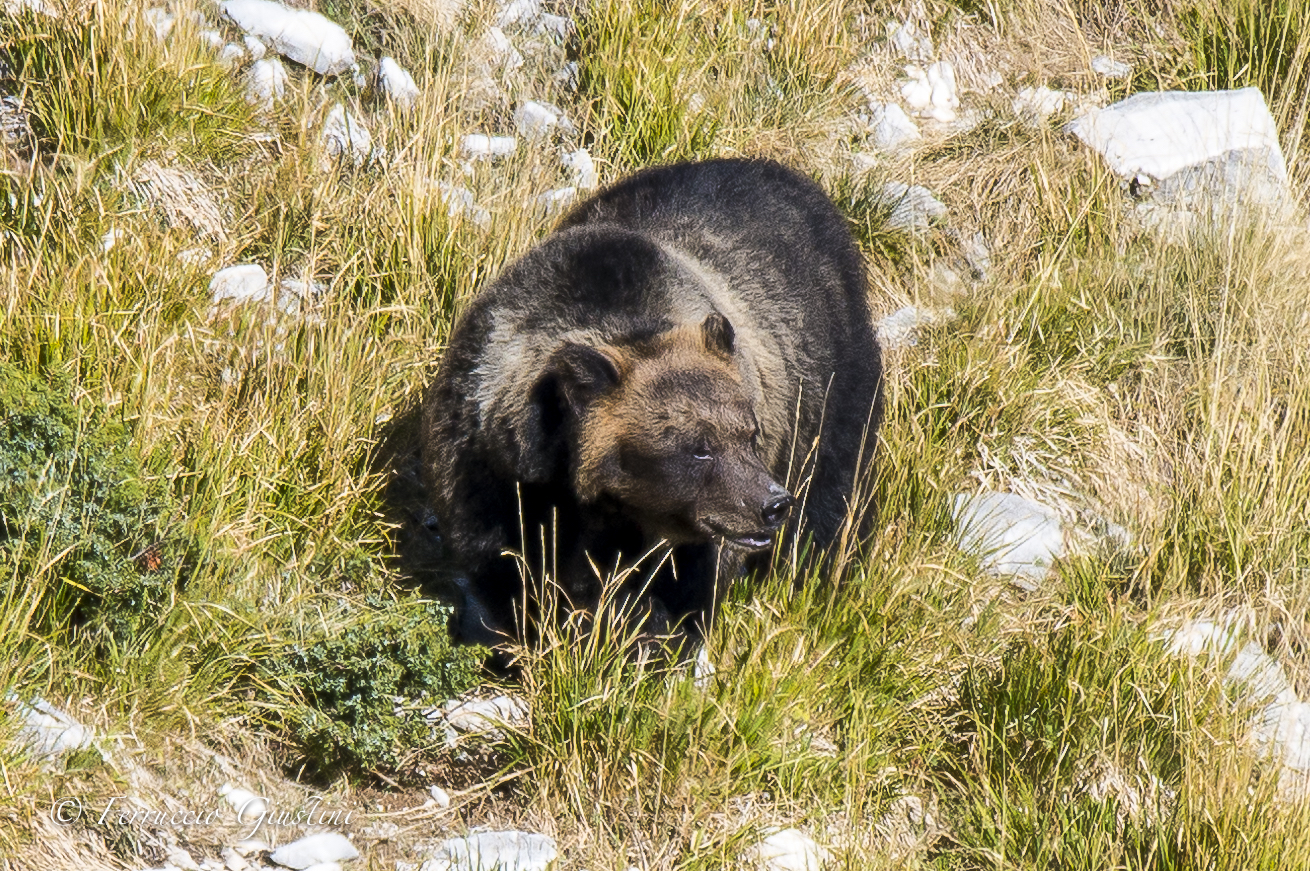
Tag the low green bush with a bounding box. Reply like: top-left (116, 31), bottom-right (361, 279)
top-left (0, 363), bottom-right (173, 644)
top-left (261, 592), bottom-right (484, 780)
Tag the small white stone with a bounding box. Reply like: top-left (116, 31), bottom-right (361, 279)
top-left (220, 0), bottom-right (356, 76)
top-left (876, 305), bottom-right (952, 351)
top-left (887, 19), bottom-right (932, 62)
top-left (481, 27), bottom-right (524, 72)
top-left (245, 58), bottom-right (288, 111)
top-left (322, 103), bottom-right (374, 166)
top-left (744, 828), bottom-right (829, 871)
top-left (422, 831), bottom-right (556, 871)
top-left (495, 0), bottom-right (539, 28)
top-left (431, 181), bottom-right (491, 227)
top-left (1013, 85), bottom-right (1068, 122)
top-left (1091, 55), bottom-right (1131, 79)
top-left (378, 57), bottom-right (421, 110)
top-left (268, 833), bottom-right (358, 869)
top-left (165, 848), bottom-right (201, 871)
top-left (101, 227), bottom-right (125, 252)
top-left (144, 7), bottom-right (175, 41)
top-left (461, 134), bottom-right (518, 159)
top-left (219, 43), bottom-right (246, 68)
top-left (428, 785), bottom-right (452, 807)
top-left (562, 148), bottom-right (598, 190)
top-left (514, 100), bottom-right (564, 139)
top-left (925, 60), bottom-right (958, 122)
top-left (199, 28), bottom-right (225, 49)
top-left (900, 66), bottom-right (932, 111)
top-left (231, 839), bottom-right (270, 858)
top-left (868, 101), bottom-right (920, 152)
top-left (432, 694), bottom-right (528, 743)
top-left (218, 782), bottom-right (269, 820)
top-left (879, 182), bottom-right (946, 234)
top-left (693, 646), bottom-right (715, 688)
top-left (9, 696), bottom-right (93, 758)
top-left (534, 13), bottom-right (572, 39)
top-left (537, 186), bottom-right (576, 213)
top-left (953, 490), bottom-right (1065, 587)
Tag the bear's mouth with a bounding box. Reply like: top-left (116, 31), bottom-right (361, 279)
top-left (704, 522), bottom-right (777, 551)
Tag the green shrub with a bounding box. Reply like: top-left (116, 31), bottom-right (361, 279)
top-left (0, 363), bottom-right (173, 643)
top-left (261, 593), bottom-right (483, 780)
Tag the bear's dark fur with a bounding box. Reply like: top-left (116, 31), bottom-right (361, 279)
top-left (421, 158), bottom-right (883, 650)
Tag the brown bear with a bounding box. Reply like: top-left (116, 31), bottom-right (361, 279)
top-left (420, 158), bottom-right (883, 652)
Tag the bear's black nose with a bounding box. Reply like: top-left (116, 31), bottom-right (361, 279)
top-left (761, 492), bottom-right (794, 527)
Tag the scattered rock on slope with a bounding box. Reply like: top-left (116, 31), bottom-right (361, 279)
top-left (1068, 88), bottom-right (1293, 229)
top-left (220, 0), bottom-right (356, 76)
top-left (416, 830), bottom-right (557, 871)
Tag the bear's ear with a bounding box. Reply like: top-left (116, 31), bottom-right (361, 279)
top-left (701, 312), bottom-right (735, 357)
top-left (551, 342), bottom-right (622, 413)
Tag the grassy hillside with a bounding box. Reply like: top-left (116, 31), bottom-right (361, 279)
top-left (3, 0), bottom-right (1310, 868)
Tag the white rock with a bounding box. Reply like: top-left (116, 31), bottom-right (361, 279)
top-left (868, 101), bottom-right (920, 152)
top-left (301, 865), bottom-right (342, 871)
top-left (165, 848), bottom-right (201, 871)
top-left (220, 0), bottom-right (356, 76)
top-left (101, 227), bottom-right (125, 252)
top-left (268, 833), bottom-right (358, 869)
top-left (481, 27), bottom-right (524, 73)
top-left (534, 13), bottom-right (573, 39)
top-left (876, 305), bottom-right (951, 351)
top-left (925, 61), bottom-right (958, 122)
top-left (743, 828), bottom-right (829, 871)
top-left (244, 35), bottom-right (267, 60)
top-left (1067, 88), bottom-right (1286, 184)
top-left (245, 58), bottom-right (288, 111)
top-left (432, 181), bottom-right (491, 226)
top-left (144, 7), bottom-right (175, 41)
top-left (420, 831), bottom-right (557, 871)
top-left (554, 61), bottom-right (579, 90)
top-left (562, 148), bottom-right (598, 190)
top-left (1013, 86), bottom-right (1068, 122)
top-left (514, 100), bottom-right (565, 139)
top-left (219, 43), bottom-right (246, 68)
top-left (953, 491), bottom-right (1064, 587)
top-left (2, 0), bottom-right (56, 17)
top-left (218, 783), bottom-right (268, 821)
top-left (210, 265), bottom-right (271, 306)
top-left (495, 0), bottom-right (539, 28)
top-left (9, 696), bottom-right (93, 758)
top-left (231, 839), bottom-right (271, 858)
top-left (460, 134), bottom-right (517, 159)
top-left (694, 646), bottom-right (715, 685)
top-left (199, 28), bottom-right (225, 49)
top-left (879, 182), bottom-right (946, 234)
top-left (428, 786), bottom-right (452, 807)
top-left (432, 695), bottom-right (528, 743)
top-left (1254, 701), bottom-right (1310, 771)
top-left (379, 57), bottom-right (421, 110)
top-left (887, 19), bottom-right (932, 62)
top-left (1091, 55), bottom-right (1131, 78)
top-left (322, 103), bottom-right (373, 166)
top-left (537, 186), bottom-right (576, 213)
top-left (900, 66), bottom-right (932, 111)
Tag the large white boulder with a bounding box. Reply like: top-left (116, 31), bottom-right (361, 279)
top-left (1067, 88), bottom-right (1286, 186)
top-left (220, 0), bottom-right (356, 76)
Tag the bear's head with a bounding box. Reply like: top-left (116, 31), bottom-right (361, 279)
top-left (544, 313), bottom-right (793, 550)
